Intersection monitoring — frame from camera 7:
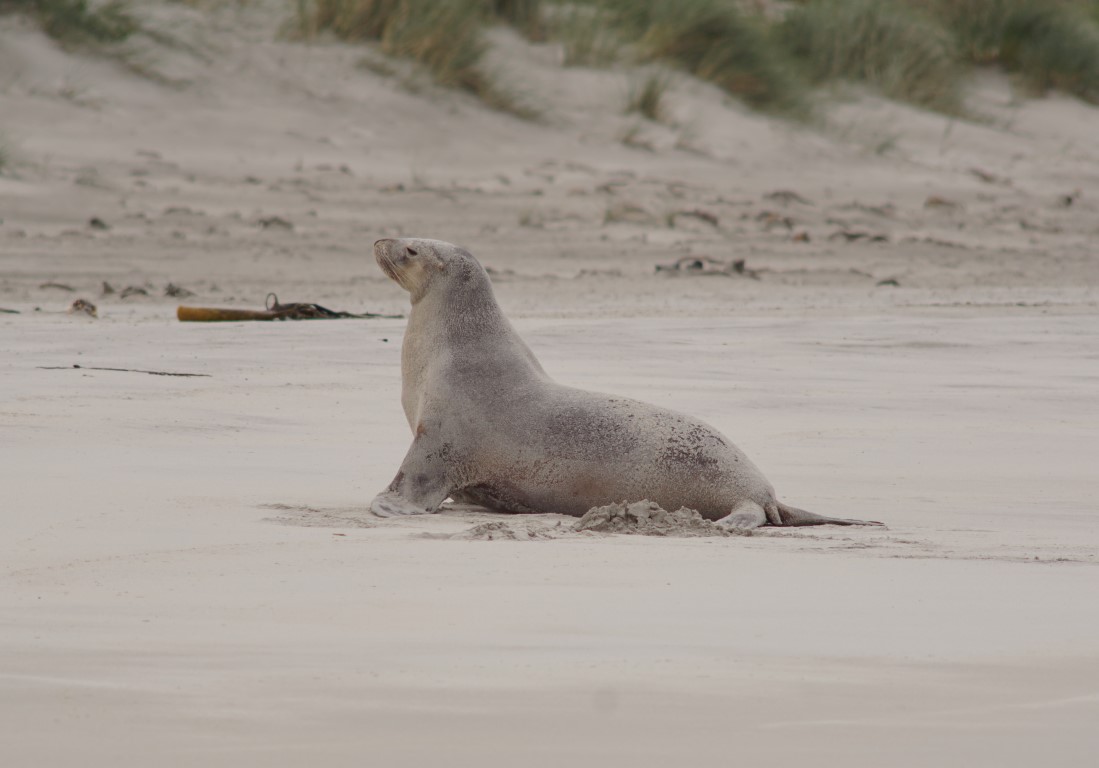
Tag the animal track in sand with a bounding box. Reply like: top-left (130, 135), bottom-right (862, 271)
top-left (260, 503), bottom-right (375, 528)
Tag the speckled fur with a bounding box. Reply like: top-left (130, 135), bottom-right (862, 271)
top-left (369, 238), bottom-right (882, 530)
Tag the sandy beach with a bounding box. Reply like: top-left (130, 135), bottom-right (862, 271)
top-left (2, 2), bottom-right (1098, 765)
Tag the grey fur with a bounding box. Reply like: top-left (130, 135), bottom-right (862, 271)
top-left (369, 238), bottom-right (882, 531)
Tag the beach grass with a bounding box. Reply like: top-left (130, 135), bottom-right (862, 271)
top-left (1, 0), bottom-right (136, 45)
top-left (294, 0), bottom-right (1099, 118)
top-left (922, 0), bottom-right (1099, 103)
top-left (779, 0), bottom-right (963, 113)
top-left (300, 0), bottom-right (538, 117)
top-left (606, 0), bottom-right (808, 115)
top-left (625, 70), bottom-right (673, 122)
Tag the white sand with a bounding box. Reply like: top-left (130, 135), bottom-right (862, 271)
top-left (2, 3), bottom-right (1098, 765)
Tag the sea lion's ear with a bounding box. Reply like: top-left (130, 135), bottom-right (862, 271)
top-left (427, 252), bottom-right (447, 271)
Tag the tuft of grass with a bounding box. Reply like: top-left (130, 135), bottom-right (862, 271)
top-left (785, 0), bottom-right (1099, 108)
top-left (297, 0), bottom-right (1099, 121)
top-left (1, 0), bottom-right (136, 45)
top-left (305, 0), bottom-right (484, 90)
top-left (921, 0), bottom-right (1099, 103)
top-left (625, 70), bottom-right (673, 122)
top-left (1002, 4), bottom-right (1099, 102)
top-left (300, 0), bottom-right (537, 117)
top-left (492, 0), bottom-right (543, 39)
top-left (606, 0), bottom-right (807, 115)
top-left (914, 0), bottom-right (1021, 64)
top-left (548, 4), bottom-right (622, 67)
top-left (779, 0), bottom-right (963, 113)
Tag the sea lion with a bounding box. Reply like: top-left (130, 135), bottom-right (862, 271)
top-left (369, 238), bottom-right (881, 531)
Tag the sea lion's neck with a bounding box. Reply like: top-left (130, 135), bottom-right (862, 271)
top-left (413, 276), bottom-right (544, 366)
top-left (419, 272), bottom-right (508, 340)
top-left (400, 269), bottom-right (546, 426)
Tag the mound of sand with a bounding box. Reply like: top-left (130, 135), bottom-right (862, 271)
top-left (448, 501), bottom-right (741, 540)
top-left (573, 500), bottom-right (740, 537)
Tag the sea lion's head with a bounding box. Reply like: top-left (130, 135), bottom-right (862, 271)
top-left (374, 238), bottom-right (486, 303)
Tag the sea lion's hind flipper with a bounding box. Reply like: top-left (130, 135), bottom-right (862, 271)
top-left (715, 501), bottom-right (768, 531)
top-left (776, 501), bottom-right (884, 527)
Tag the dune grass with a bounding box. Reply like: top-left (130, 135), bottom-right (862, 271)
top-left (624, 70), bottom-right (673, 122)
top-left (1, 0), bottom-right (135, 45)
top-left (297, 0), bottom-right (1099, 120)
top-left (783, 0), bottom-right (1099, 108)
top-left (300, 0), bottom-right (538, 117)
top-left (265, 0), bottom-right (1099, 123)
top-left (314, 0), bottom-right (485, 90)
top-left (492, 0), bottom-right (543, 38)
top-left (1000, 3), bottom-right (1099, 102)
top-left (779, 0), bottom-right (963, 113)
top-left (921, 0), bottom-right (1099, 103)
top-left (0, 137), bottom-right (11, 176)
top-left (547, 3), bottom-right (622, 67)
top-left (605, 0), bottom-right (808, 115)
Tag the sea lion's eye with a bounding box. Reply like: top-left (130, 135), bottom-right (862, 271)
top-left (406, 247), bottom-right (418, 257)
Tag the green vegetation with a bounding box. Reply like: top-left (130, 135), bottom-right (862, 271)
top-left (306, 0), bottom-right (486, 89)
top-left (9, 0), bottom-right (1099, 116)
top-left (297, 0), bottom-right (1099, 118)
top-left (0, 137), bottom-right (11, 176)
top-left (547, 4), bottom-right (621, 67)
top-left (492, 0), bottom-right (543, 38)
top-left (923, 0), bottom-right (1099, 103)
top-left (1, 0), bottom-right (135, 45)
top-left (779, 0), bottom-right (962, 112)
top-left (298, 0), bottom-right (538, 117)
top-left (783, 0), bottom-right (1099, 108)
top-left (625, 70), bottom-right (672, 122)
top-left (599, 0), bottom-right (808, 115)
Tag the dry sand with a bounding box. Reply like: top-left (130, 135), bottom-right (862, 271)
top-left (2, 3), bottom-right (1098, 765)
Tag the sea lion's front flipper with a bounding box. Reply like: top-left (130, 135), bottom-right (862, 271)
top-left (370, 490), bottom-right (434, 517)
top-left (370, 435), bottom-right (454, 517)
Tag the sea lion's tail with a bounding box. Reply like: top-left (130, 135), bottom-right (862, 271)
top-left (775, 501), bottom-right (884, 527)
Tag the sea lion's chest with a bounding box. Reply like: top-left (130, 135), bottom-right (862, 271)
top-left (400, 318), bottom-right (434, 428)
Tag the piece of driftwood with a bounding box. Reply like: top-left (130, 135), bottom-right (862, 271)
top-left (178, 293), bottom-right (402, 322)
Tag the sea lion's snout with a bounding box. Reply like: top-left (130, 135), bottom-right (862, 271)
top-left (375, 237), bottom-right (437, 294)
top-left (374, 238), bottom-right (421, 264)
top-left (374, 238), bottom-right (400, 264)
top-left (374, 238), bottom-right (470, 300)
top-left (374, 238), bottom-right (404, 285)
